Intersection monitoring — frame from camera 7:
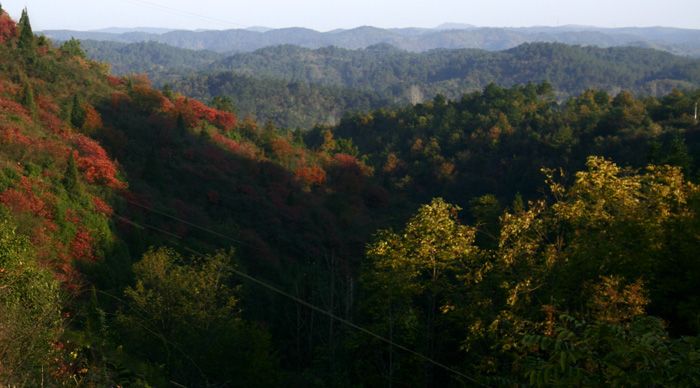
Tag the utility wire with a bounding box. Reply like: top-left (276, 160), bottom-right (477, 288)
top-left (111, 199), bottom-right (491, 388)
top-left (118, 194), bottom-right (256, 249)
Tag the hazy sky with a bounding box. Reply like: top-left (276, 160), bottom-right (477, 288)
top-left (1, 0), bottom-right (699, 31)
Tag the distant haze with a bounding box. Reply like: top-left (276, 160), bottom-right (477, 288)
top-left (0, 0), bottom-right (698, 32)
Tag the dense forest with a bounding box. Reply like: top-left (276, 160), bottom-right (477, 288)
top-left (44, 24), bottom-right (700, 56)
top-left (2, 7), bottom-right (700, 388)
top-left (80, 39), bottom-right (700, 128)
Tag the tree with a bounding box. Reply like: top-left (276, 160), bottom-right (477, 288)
top-left (0, 3), bottom-right (18, 43)
top-left (117, 247), bottom-right (278, 387)
top-left (209, 94), bottom-right (234, 113)
top-left (17, 7), bottom-right (34, 51)
top-left (62, 152), bottom-right (80, 195)
top-left (20, 79), bottom-right (36, 115)
top-left (0, 220), bottom-right (63, 386)
top-left (60, 37), bottom-right (86, 59)
top-left (361, 198), bottom-right (481, 386)
top-left (523, 314), bottom-right (700, 387)
top-left (70, 93), bottom-right (86, 129)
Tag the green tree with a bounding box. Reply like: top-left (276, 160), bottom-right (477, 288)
top-left (523, 314), bottom-right (700, 387)
top-left (361, 198), bottom-right (481, 386)
top-left (162, 83), bottom-right (174, 101)
top-left (70, 93), bottom-right (86, 129)
top-left (17, 7), bottom-right (34, 51)
top-left (117, 247), bottom-right (278, 387)
top-left (62, 152), bottom-right (80, 195)
top-left (0, 220), bottom-right (63, 386)
top-left (209, 94), bottom-right (234, 113)
top-left (20, 79), bottom-right (36, 115)
top-left (60, 37), bottom-right (86, 59)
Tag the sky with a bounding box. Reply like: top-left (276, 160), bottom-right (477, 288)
top-left (1, 0), bottom-right (699, 32)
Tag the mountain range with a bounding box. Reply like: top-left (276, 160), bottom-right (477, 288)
top-left (42, 24), bottom-right (700, 56)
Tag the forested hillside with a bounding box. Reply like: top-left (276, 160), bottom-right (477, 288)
top-left (2, 7), bottom-right (700, 388)
top-left (81, 39), bottom-right (700, 127)
top-left (205, 43), bottom-right (700, 99)
top-left (45, 24), bottom-right (700, 56)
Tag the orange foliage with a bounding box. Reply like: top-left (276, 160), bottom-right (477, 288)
top-left (91, 195), bottom-right (113, 217)
top-left (212, 132), bottom-right (240, 152)
top-left (110, 92), bottom-right (131, 111)
top-left (69, 227), bottom-right (95, 262)
top-left (131, 84), bottom-right (164, 112)
top-left (328, 153), bottom-right (367, 192)
top-left (131, 73), bottom-right (153, 87)
top-left (295, 164), bottom-right (326, 188)
top-left (0, 96), bottom-right (32, 123)
top-left (0, 176), bottom-right (55, 225)
top-left (169, 96), bottom-right (235, 130)
top-left (0, 124), bottom-right (71, 160)
top-left (106, 75), bottom-right (124, 86)
top-left (272, 138), bottom-right (295, 161)
top-left (0, 11), bottom-right (17, 43)
top-left (211, 132), bottom-right (258, 159)
top-left (81, 102), bottom-right (103, 132)
top-left (214, 111), bottom-right (236, 131)
top-left (71, 134), bottom-right (127, 189)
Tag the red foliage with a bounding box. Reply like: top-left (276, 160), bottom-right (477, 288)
top-left (160, 95), bottom-right (175, 111)
top-left (37, 95), bottom-right (60, 115)
top-left (0, 176), bottom-right (57, 235)
top-left (71, 134), bottom-right (127, 189)
top-left (210, 133), bottom-right (258, 159)
top-left (91, 195), bottom-right (113, 217)
top-left (81, 102), bottom-right (103, 132)
top-left (0, 124), bottom-right (71, 161)
top-left (295, 164), bottom-right (326, 188)
top-left (106, 75), bottom-right (124, 86)
top-left (0, 11), bottom-right (17, 43)
top-left (271, 138), bottom-right (295, 161)
top-left (212, 132), bottom-right (240, 152)
top-left (328, 153), bottom-right (367, 193)
top-left (39, 109), bottom-right (66, 133)
top-left (332, 153), bottom-right (362, 169)
top-left (109, 92), bottom-right (131, 111)
top-left (169, 96), bottom-right (235, 131)
top-left (131, 73), bottom-right (152, 87)
top-left (64, 208), bottom-right (81, 225)
top-left (214, 111), bottom-right (236, 131)
top-left (70, 227), bottom-right (95, 262)
top-left (0, 96), bottom-right (32, 123)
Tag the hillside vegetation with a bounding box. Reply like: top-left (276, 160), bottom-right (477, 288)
top-left (2, 7), bottom-right (700, 388)
top-left (82, 39), bottom-right (700, 128)
top-left (45, 24), bottom-right (700, 56)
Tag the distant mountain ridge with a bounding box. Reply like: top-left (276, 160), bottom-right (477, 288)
top-left (42, 25), bottom-right (700, 56)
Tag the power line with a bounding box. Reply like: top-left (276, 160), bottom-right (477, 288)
top-left (118, 194), bottom-right (256, 249)
top-left (110, 198), bottom-right (491, 387)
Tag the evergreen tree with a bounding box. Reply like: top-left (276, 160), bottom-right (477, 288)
top-left (70, 93), bottom-right (86, 129)
top-left (20, 79), bottom-right (36, 115)
top-left (666, 135), bottom-right (693, 177)
top-left (60, 37), bottom-right (86, 59)
top-left (17, 8), bottom-right (34, 51)
top-left (162, 83), bottom-right (173, 101)
top-left (62, 152), bottom-right (80, 195)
